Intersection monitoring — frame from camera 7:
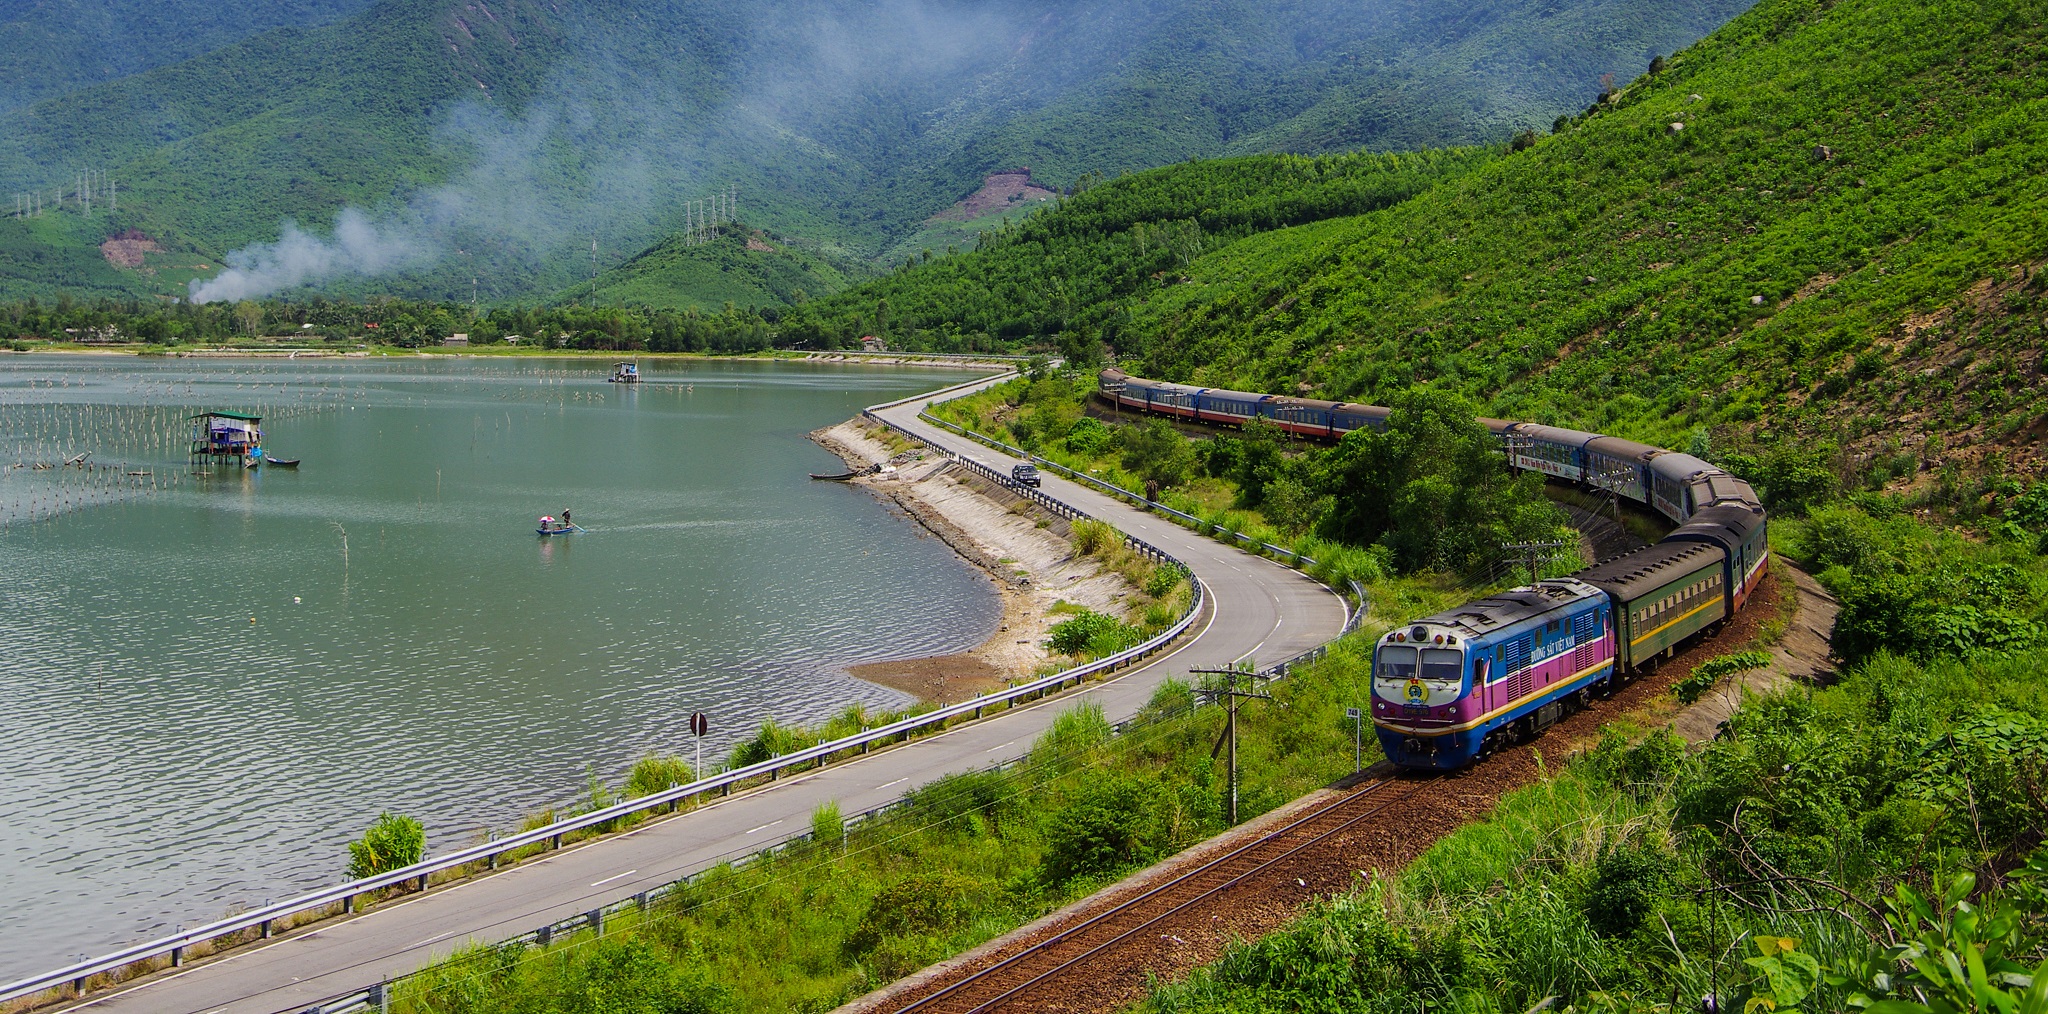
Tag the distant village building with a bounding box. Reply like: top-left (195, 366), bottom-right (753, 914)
top-left (443, 333), bottom-right (469, 346)
top-left (860, 335), bottom-right (886, 352)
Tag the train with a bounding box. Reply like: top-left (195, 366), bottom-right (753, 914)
top-left (1098, 368), bottom-right (1769, 770)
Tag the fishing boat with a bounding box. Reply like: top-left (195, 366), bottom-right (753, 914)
top-left (264, 455), bottom-right (301, 468)
top-left (537, 515), bottom-right (585, 535)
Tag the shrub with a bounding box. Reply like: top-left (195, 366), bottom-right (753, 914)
top-left (1674, 649), bottom-right (1773, 703)
top-left (625, 754), bottom-right (695, 798)
top-left (1582, 841), bottom-right (1667, 937)
top-left (347, 812), bottom-right (425, 880)
top-left (842, 871), bottom-right (980, 968)
top-left (810, 801), bottom-right (843, 848)
top-left (1070, 518), bottom-right (1119, 556)
top-left (1064, 416), bottom-right (1112, 455)
top-left (1041, 775), bottom-right (1170, 886)
top-left (1047, 609), bottom-right (1141, 656)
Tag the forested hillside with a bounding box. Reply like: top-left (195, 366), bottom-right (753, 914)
top-left (1120, 0), bottom-right (2048, 481)
top-left (815, 0), bottom-right (2047, 484)
top-left (0, 0), bottom-right (372, 112)
top-left (0, 0), bottom-right (1753, 306)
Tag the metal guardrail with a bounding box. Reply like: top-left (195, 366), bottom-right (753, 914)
top-left (0, 377), bottom-right (1198, 1009)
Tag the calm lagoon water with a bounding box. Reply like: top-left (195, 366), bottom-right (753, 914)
top-left (0, 354), bottom-right (999, 974)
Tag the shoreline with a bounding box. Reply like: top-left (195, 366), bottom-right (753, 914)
top-left (4, 345), bottom-right (1022, 370)
top-left (811, 416), bottom-right (1141, 705)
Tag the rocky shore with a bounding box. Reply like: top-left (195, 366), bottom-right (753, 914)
top-left (811, 417), bottom-right (1140, 704)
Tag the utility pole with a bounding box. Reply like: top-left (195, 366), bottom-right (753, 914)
top-left (1192, 664), bottom-right (1271, 824)
top-left (1503, 538), bottom-right (1576, 584)
top-left (590, 239), bottom-right (599, 309)
top-left (1588, 462), bottom-right (1634, 527)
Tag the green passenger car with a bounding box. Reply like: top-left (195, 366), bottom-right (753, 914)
top-left (1574, 541), bottom-right (1729, 672)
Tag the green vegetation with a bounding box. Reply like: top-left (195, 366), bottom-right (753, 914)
top-left (0, 0), bottom-right (1751, 302)
top-left (386, 632), bottom-right (1419, 1013)
top-left (934, 373), bottom-right (1573, 579)
top-left (1672, 649), bottom-right (1772, 703)
top-left (0, 0), bottom-right (370, 112)
top-left (347, 812), bottom-right (426, 880)
top-left (1147, 642), bottom-right (2047, 1014)
top-left (0, 295), bottom-right (779, 352)
top-left (1110, 0), bottom-right (2048, 479)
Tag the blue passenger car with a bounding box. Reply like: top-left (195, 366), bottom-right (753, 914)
top-left (1263, 397), bottom-right (1338, 437)
top-left (1583, 436), bottom-right (1663, 505)
top-left (1195, 388), bottom-right (1269, 425)
top-left (1648, 453), bottom-right (1715, 522)
top-left (1511, 425), bottom-right (1601, 482)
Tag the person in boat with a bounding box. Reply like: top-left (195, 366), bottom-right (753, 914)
top-left (561, 509), bottom-right (572, 527)
top-left (540, 515), bottom-right (556, 532)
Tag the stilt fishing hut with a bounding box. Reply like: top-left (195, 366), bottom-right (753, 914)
top-left (189, 411), bottom-right (262, 467)
top-left (609, 361), bottom-right (640, 383)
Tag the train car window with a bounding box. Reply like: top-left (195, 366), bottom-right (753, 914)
top-left (1546, 619), bottom-right (1560, 633)
top-left (1377, 646), bottom-right (1417, 679)
top-left (1420, 648), bottom-right (1463, 682)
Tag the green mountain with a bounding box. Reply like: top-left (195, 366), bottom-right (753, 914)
top-left (0, 0), bottom-right (373, 112)
top-left (0, 0), bottom-right (1756, 306)
top-left (814, 0), bottom-right (2047, 481)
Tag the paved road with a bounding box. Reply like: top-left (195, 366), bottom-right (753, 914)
top-left (74, 381), bottom-right (1347, 1014)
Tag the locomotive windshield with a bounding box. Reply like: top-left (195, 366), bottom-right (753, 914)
top-left (1376, 645), bottom-right (1416, 679)
top-left (1420, 648), bottom-right (1463, 682)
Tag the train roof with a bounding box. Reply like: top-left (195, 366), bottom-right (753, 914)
top-left (1330, 404), bottom-right (1391, 420)
top-left (1648, 452), bottom-right (1716, 483)
top-left (1666, 503), bottom-right (1767, 546)
top-left (1477, 417), bottom-right (1516, 435)
top-left (1693, 472), bottom-right (1762, 509)
top-left (1405, 577), bottom-right (1603, 639)
top-left (1572, 540), bottom-right (1725, 601)
top-left (1099, 367), bottom-right (1130, 383)
top-left (1266, 395), bottom-right (1341, 411)
top-left (1518, 423), bottom-right (1602, 447)
top-left (1200, 388), bottom-right (1270, 404)
top-left (1585, 436), bottom-right (1665, 462)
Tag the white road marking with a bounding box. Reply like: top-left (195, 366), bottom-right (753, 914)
top-left (407, 929), bottom-right (455, 948)
top-left (984, 738), bottom-right (1021, 753)
top-left (589, 869), bottom-right (638, 887)
top-left (744, 820), bottom-right (783, 835)
top-left (875, 777), bottom-right (908, 791)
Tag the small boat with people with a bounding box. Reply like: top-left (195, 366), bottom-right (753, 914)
top-left (537, 512), bottom-right (585, 536)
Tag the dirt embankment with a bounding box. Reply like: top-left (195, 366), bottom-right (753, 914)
top-left (99, 229), bottom-right (162, 269)
top-left (811, 417), bottom-right (1138, 704)
top-left (926, 168), bottom-right (1058, 223)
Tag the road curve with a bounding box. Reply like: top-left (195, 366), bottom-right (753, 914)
top-left (72, 377), bottom-right (1347, 1014)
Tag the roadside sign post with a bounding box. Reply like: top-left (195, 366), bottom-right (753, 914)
top-left (690, 712), bottom-right (709, 782)
top-left (1346, 707), bottom-right (1363, 773)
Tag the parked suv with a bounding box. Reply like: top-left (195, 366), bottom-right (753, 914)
top-left (1011, 464), bottom-right (1041, 488)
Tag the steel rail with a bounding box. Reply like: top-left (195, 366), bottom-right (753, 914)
top-left (894, 773), bottom-right (1435, 1014)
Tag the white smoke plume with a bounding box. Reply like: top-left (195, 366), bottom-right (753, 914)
top-left (185, 0), bottom-right (1041, 304)
top-left (189, 209), bottom-right (434, 303)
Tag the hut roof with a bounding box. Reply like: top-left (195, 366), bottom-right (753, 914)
top-left (189, 411), bottom-right (263, 422)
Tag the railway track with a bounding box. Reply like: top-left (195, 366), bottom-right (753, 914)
top-left (882, 771), bottom-right (1440, 1014)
